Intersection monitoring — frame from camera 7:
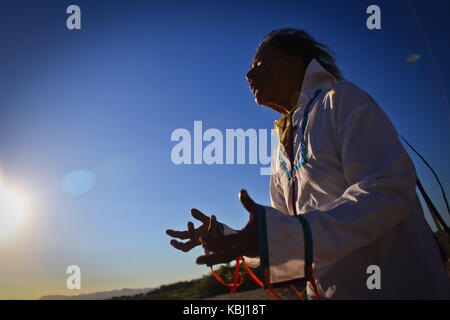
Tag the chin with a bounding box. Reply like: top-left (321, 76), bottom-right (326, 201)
top-left (254, 90), bottom-right (266, 106)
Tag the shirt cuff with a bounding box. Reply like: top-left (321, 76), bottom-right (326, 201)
top-left (256, 204), bottom-right (311, 288)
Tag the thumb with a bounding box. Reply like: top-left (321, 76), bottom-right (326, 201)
top-left (239, 189), bottom-right (257, 220)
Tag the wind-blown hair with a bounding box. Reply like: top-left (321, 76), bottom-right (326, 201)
top-left (256, 28), bottom-right (343, 80)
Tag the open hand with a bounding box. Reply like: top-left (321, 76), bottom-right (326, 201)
top-left (196, 189), bottom-right (259, 265)
top-left (166, 208), bottom-right (220, 253)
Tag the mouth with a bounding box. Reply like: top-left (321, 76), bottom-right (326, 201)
top-left (250, 83), bottom-right (259, 95)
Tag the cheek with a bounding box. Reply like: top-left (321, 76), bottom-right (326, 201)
top-left (259, 71), bottom-right (278, 93)
top-left (256, 70), bottom-right (277, 99)
top-left (258, 82), bottom-right (272, 99)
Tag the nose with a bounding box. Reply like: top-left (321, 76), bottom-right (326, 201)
top-left (246, 68), bottom-right (256, 82)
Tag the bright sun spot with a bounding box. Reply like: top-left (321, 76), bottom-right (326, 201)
top-left (0, 179), bottom-right (26, 240)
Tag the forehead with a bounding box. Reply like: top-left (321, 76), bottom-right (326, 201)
top-left (252, 45), bottom-right (288, 67)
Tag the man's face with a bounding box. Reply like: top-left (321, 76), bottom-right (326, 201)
top-left (246, 45), bottom-right (304, 113)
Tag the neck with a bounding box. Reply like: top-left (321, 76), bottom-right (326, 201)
top-left (283, 68), bottom-right (305, 114)
top-left (276, 88), bottom-right (302, 115)
top-left (266, 103), bottom-right (289, 115)
top-left (269, 64), bottom-right (306, 115)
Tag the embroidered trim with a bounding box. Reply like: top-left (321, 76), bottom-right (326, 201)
top-left (256, 205), bottom-right (271, 289)
top-left (295, 215), bottom-right (313, 270)
top-left (280, 89), bottom-right (322, 181)
top-left (295, 215), bottom-right (321, 300)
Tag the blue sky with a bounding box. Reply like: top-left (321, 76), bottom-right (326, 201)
top-left (0, 0), bottom-right (449, 299)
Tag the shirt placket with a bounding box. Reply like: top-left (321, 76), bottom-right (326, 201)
top-left (279, 112), bottom-right (303, 216)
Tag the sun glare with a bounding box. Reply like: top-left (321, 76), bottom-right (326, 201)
top-left (0, 180), bottom-right (26, 240)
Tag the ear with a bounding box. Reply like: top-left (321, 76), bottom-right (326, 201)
top-left (291, 52), bottom-right (307, 71)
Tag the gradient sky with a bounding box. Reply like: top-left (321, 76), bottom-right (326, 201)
top-left (0, 0), bottom-right (449, 299)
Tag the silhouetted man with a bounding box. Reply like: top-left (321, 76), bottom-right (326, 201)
top-left (167, 28), bottom-right (449, 299)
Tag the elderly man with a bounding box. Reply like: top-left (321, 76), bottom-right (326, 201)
top-left (166, 28), bottom-right (449, 299)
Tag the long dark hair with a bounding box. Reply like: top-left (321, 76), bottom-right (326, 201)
top-left (256, 28), bottom-right (343, 80)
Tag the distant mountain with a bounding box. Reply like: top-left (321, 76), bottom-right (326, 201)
top-left (39, 288), bottom-right (153, 300)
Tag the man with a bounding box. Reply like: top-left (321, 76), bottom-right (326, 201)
top-left (166, 28), bottom-right (450, 299)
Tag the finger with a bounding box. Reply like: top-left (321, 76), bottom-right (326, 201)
top-left (170, 239), bottom-right (198, 252)
top-left (239, 190), bottom-right (257, 227)
top-left (166, 229), bottom-right (190, 240)
top-left (191, 208), bottom-right (210, 224)
top-left (239, 189), bottom-right (257, 217)
top-left (187, 221), bottom-right (195, 236)
top-left (196, 249), bottom-right (240, 265)
top-left (207, 215), bottom-right (217, 238)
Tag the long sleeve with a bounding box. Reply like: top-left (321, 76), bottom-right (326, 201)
top-left (255, 82), bottom-right (419, 287)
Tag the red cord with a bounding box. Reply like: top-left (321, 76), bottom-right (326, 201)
top-left (210, 258), bottom-right (244, 293)
top-left (240, 256), bottom-right (264, 287)
top-left (211, 256), bottom-right (316, 300)
top-left (240, 256), bottom-right (282, 300)
top-left (230, 257), bottom-right (241, 293)
top-left (307, 266), bottom-right (321, 300)
top-left (289, 284), bottom-right (304, 299)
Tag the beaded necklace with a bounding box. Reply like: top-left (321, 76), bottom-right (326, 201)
top-left (279, 89), bottom-right (322, 181)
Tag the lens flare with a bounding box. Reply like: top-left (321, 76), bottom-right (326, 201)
top-left (405, 54), bottom-right (421, 63)
top-left (0, 180), bottom-right (25, 239)
top-left (61, 170), bottom-right (96, 197)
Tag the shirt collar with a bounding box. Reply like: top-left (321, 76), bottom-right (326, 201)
top-left (296, 58), bottom-right (338, 107)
